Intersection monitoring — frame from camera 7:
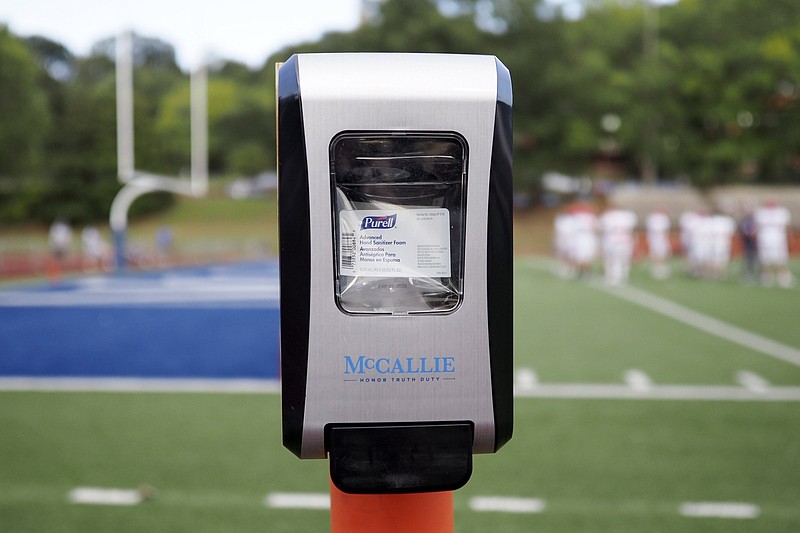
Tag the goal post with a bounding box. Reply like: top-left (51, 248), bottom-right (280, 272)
top-left (111, 31), bottom-right (208, 269)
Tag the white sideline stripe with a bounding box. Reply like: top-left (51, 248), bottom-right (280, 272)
top-left (679, 502), bottom-right (760, 519)
top-left (624, 369), bottom-right (653, 392)
top-left (0, 274), bottom-right (280, 307)
top-left (69, 487), bottom-right (142, 506)
top-left (0, 377), bottom-right (280, 394)
top-left (469, 496), bottom-right (545, 513)
top-left (265, 493), bottom-right (330, 510)
top-left (3, 377), bottom-right (800, 401)
top-left (593, 283), bottom-right (800, 368)
top-left (735, 371), bottom-right (770, 394)
top-left (0, 288), bottom-right (279, 307)
top-left (515, 383), bottom-right (800, 401)
top-left (515, 368), bottom-right (538, 391)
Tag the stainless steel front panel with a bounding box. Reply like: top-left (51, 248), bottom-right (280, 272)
top-left (296, 54), bottom-right (498, 458)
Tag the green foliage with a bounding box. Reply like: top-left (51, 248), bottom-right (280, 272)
top-left (2, 0), bottom-right (800, 223)
top-left (154, 75), bottom-right (274, 175)
top-left (0, 27), bottom-right (49, 177)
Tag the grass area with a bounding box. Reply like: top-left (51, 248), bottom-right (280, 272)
top-left (0, 180), bottom-right (276, 247)
top-left (467, 399), bottom-right (800, 533)
top-left (629, 263), bottom-right (800, 348)
top-left (1, 393), bottom-right (798, 533)
top-left (0, 393), bottom-right (329, 533)
top-left (125, 193), bottom-right (278, 263)
top-left (2, 259), bottom-right (799, 531)
top-left (0, 183), bottom-right (278, 279)
top-left (515, 258), bottom-right (800, 385)
top-left (133, 196), bottom-right (276, 240)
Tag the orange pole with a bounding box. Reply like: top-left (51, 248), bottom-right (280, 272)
top-left (329, 479), bottom-right (454, 533)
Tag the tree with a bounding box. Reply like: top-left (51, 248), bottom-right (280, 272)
top-left (660, 0), bottom-right (800, 184)
top-left (0, 27), bottom-right (49, 177)
top-left (38, 34), bottom-right (183, 225)
top-left (0, 27), bottom-right (50, 222)
top-left (6, 0), bottom-right (800, 226)
top-left (155, 71), bottom-right (274, 177)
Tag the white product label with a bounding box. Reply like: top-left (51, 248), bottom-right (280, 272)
top-left (339, 209), bottom-right (451, 278)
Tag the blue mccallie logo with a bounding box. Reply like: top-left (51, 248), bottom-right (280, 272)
top-left (344, 355), bottom-right (455, 375)
top-left (360, 214), bottom-right (397, 230)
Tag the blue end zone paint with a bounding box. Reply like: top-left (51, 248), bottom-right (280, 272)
top-left (0, 262), bottom-right (280, 379)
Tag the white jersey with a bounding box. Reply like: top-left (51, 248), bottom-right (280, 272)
top-left (49, 221), bottom-right (73, 253)
top-left (692, 214), bottom-right (715, 266)
top-left (570, 211), bottom-right (598, 264)
top-left (755, 205), bottom-right (791, 264)
top-left (679, 211), bottom-right (700, 254)
top-left (646, 212), bottom-right (671, 260)
top-left (554, 213), bottom-right (576, 259)
top-left (601, 209), bottom-right (637, 254)
top-left (81, 227), bottom-right (104, 259)
top-left (600, 209), bottom-right (637, 284)
top-left (709, 215), bottom-right (735, 265)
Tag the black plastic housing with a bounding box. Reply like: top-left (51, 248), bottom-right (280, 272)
top-left (328, 423), bottom-right (474, 494)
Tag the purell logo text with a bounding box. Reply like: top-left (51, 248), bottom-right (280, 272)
top-left (361, 214), bottom-right (397, 230)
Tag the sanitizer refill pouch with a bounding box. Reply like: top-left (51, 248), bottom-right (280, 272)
top-left (331, 133), bottom-right (466, 315)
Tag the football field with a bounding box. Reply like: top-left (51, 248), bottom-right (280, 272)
top-left (1, 258), bottom-right (799, 532)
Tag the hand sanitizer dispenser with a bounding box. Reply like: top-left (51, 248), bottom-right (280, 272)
top-left (277, 53), bottom-right (513, 494)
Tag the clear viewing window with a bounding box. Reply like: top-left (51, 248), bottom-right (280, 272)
top-left (331, 132), bottom-right (467, 315)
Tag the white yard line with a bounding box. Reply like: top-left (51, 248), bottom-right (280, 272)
top-left (61, 488), bottom-right (770, 521)
top-left (516, 383), bottom-right (800, 401)
top-left (264, 493), bottom-right (330, 510)
top-left (0, 288), bottom-right (279, 307)
top-left (0, 377), bottom-right (280, 394)
top-left (679, 502), bottom-right (760, 519)
top-left (469, 496), bottom-right (546, 513)
top-left (0, 272), bottom-right (280, 307)
top-left (3, 377), bottom-right (800, 401)
top-left (593, 282), bottom-right (800, 368)
top-left (68, 487), bottom-right (143, 506)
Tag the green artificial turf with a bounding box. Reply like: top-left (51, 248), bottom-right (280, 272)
top-left (1, 393), bottom-right (798, 532)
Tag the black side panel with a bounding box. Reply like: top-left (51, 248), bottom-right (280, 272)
top-left (487, 59), bottom-right (514, 451)
top-left (278, 55), bottom-right (310, 458)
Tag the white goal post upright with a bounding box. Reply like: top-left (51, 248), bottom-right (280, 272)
top-left (190, 60), bottom-right (208, 196)
top-left (110, 31), bottom-right (209, 269)
top-left (115, 31), bottom-right (135, 184)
